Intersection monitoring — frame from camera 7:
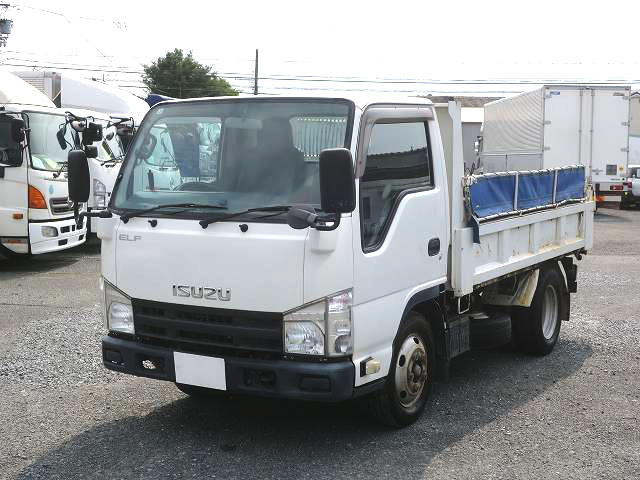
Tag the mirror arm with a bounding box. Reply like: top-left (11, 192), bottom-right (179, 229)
top-left (313, 213), bottom-right (341, 232)
top-left (76, 209), bottom-right (113, 229)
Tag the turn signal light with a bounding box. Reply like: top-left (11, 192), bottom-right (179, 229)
top-left (28, 185), bottom-right (47, 209)
top-left (29, 185), bottom-right (47, 208)
top-left (12, 213), bottom-right (23, 220)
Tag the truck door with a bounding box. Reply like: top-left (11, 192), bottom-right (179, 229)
top-left (590, 88), bottom-right (629, 188)
top-left (543, 87), bottom-right (582, 169)
top-left (0, 122), bottom-right (28, 246)
top-left (352, 108), bottom-right (448, 384)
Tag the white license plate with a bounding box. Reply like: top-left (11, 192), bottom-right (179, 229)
top-left (173, 352), bottom-right (226, 390)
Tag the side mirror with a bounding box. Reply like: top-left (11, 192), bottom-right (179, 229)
top-left (67, 149), bottom-right (90, 203)
top-left (84, 145), bottom-right (98, 158)
top-left (57, 126), bottom-right (68, 150)
top-left (11, 118), bottom-right (25, 143)
top-left (319, 148), bottom-right (356, 214)
top-left (82, 122), bottom-right (103, 145)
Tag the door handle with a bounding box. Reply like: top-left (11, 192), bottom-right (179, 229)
top-left (428, 238), bottom-right (440, 256)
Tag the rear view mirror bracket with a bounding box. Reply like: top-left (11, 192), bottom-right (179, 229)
top-left (286, 206), bottom-right (341, 231)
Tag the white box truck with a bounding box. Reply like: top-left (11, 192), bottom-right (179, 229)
top-left (0, 71), bottom-right (87, 257)
top-left (68, 95), bottom-right (594, 426)
top-left (12, 71), bottom-right (134, 234)
top-left (13, 71), bottom-right (149, 127)
top-left (480, 85), bottom-right (630, 207)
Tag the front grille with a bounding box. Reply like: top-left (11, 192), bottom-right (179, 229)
top-left (49, 197), bottom-right (73, 215)
top-left (132, 299), bottom-right (283, 357)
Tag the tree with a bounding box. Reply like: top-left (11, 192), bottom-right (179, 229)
top-left (143, 49), bottom-right (237, 98)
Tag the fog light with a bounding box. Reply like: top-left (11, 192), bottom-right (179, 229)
top-left (334, 334), bottom-right (352, 354)
top-left (41, 226), bottom-right (58, 238)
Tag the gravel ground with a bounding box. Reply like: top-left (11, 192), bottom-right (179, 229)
top-left (1, 210), bottom-right (639, 480)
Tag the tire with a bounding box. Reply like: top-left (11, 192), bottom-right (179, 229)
top-left (175, 382), bottom-right (228, 399)
top-left (368, 311), bottom-right (435, 427)
top-left (511, 265), bottom-right (568, 355)
top-left (0, 244), bottom-right (31, 260)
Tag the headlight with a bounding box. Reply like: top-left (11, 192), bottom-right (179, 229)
top-left (93, 179), bottom-right (107, 208)
top-left (283, 289), bottom-right (352, 357)
top-left (41, 226), bottom-right (58, 238)
top-left (102, 279), bottom-right (134, 334)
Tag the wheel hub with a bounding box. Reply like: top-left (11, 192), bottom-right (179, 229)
top-left (542, 284), bottom-right (559, 340)
top-left (394, 334), bottom-right (427, 408)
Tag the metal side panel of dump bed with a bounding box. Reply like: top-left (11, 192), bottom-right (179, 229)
top-left (451, 167), bottom-right (595, 297)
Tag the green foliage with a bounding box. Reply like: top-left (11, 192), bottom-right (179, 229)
top-left (143, 49), bottom-right (238, 98)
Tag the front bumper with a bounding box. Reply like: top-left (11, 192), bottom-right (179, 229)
top-left (102, 336), bottom-right (355, 402)
top-left (28, 217), bottom-right (86, 254)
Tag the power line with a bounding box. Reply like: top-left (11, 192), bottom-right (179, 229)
top-left (11, 3), bottom-right (125, 27)
top-left (5, 59), bottom-right (640, 86)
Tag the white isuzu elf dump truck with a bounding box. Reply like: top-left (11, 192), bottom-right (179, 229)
top-left (67, 95), bottom-right (594, 426)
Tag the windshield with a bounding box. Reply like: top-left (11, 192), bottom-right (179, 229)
top-left (629, 167), bottom-right (640, 179)
top-left (112, 99), bottom-right (353, 216)
top-left (27, 112), bottom-right (75, 172)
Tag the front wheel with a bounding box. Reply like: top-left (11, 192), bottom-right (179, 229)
top-left (0, 244), bottom-right (31, 260)
top-left (512, 265), bottom-right (568, 355)
top-left (368, 311), bottom-right (435, 427)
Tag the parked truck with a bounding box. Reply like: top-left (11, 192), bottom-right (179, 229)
top-left (67, 95), bottom-right (594, 426)
top-left (480, 85), bottom-right (630, 207)
top-left (14, 71), bottom-right (147, 151)
top-left (60, 109), bottom-right (126, 234)
top-left (0, 70), bottom-right (87, 257)
top-left (622, 93), bottom-right (640, 207)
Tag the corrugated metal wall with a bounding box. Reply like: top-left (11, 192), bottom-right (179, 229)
top-left (482, 88), bottom-right (544, 154)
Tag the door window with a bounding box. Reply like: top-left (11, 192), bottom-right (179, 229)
top-left (360, 121), bottom-right (433, 250)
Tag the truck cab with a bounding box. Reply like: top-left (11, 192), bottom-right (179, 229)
top-left (86, 95), bottom-right (593, 426)
top-left (0, 73), bottom-right (87, 256)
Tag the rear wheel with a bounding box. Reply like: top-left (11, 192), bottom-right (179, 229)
top-left (368, 311), bottom-right (435, 427)
top-left (512, 265), bottom-right (568, 355)
top-left (175, 383), bottom-right (228, 399)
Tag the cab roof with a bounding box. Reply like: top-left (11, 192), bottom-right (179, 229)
top-left (152, 92), bottom-right (434, 112)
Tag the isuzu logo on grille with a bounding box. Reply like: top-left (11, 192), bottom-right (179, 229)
top-left (172, 285), bottom-right (231, 301)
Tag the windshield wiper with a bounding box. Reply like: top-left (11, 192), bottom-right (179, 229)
top-left (101, 155), bottom-right (123, 166)
top-left (199, 205), bottom-right (292, 229)
top-left (52, 162), bottom-right (67, 179)
top-left (120, 202), bottom-right (228, 223)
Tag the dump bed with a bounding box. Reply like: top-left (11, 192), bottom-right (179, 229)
top-left (436, 102), bottom-right (595, 298)
top-left (450, 167), bottom-right (594, 296)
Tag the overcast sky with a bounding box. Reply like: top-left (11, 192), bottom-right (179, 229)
top-left (3, 0), bottom-right (640, 97)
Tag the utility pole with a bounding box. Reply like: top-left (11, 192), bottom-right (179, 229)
top-left (254, 49), bottom-right (259, 95)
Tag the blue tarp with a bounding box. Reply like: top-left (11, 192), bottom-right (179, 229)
top-left (468, 166), bottom-right (586, 220)
top-left (556, 168), bottom-right (585, 202)
top-left (517, 171), bottom-right (554, 209)
top-left (146, 94), bottom-right (174, 107)
top-left (468, 175), bottom-right (516, 217)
